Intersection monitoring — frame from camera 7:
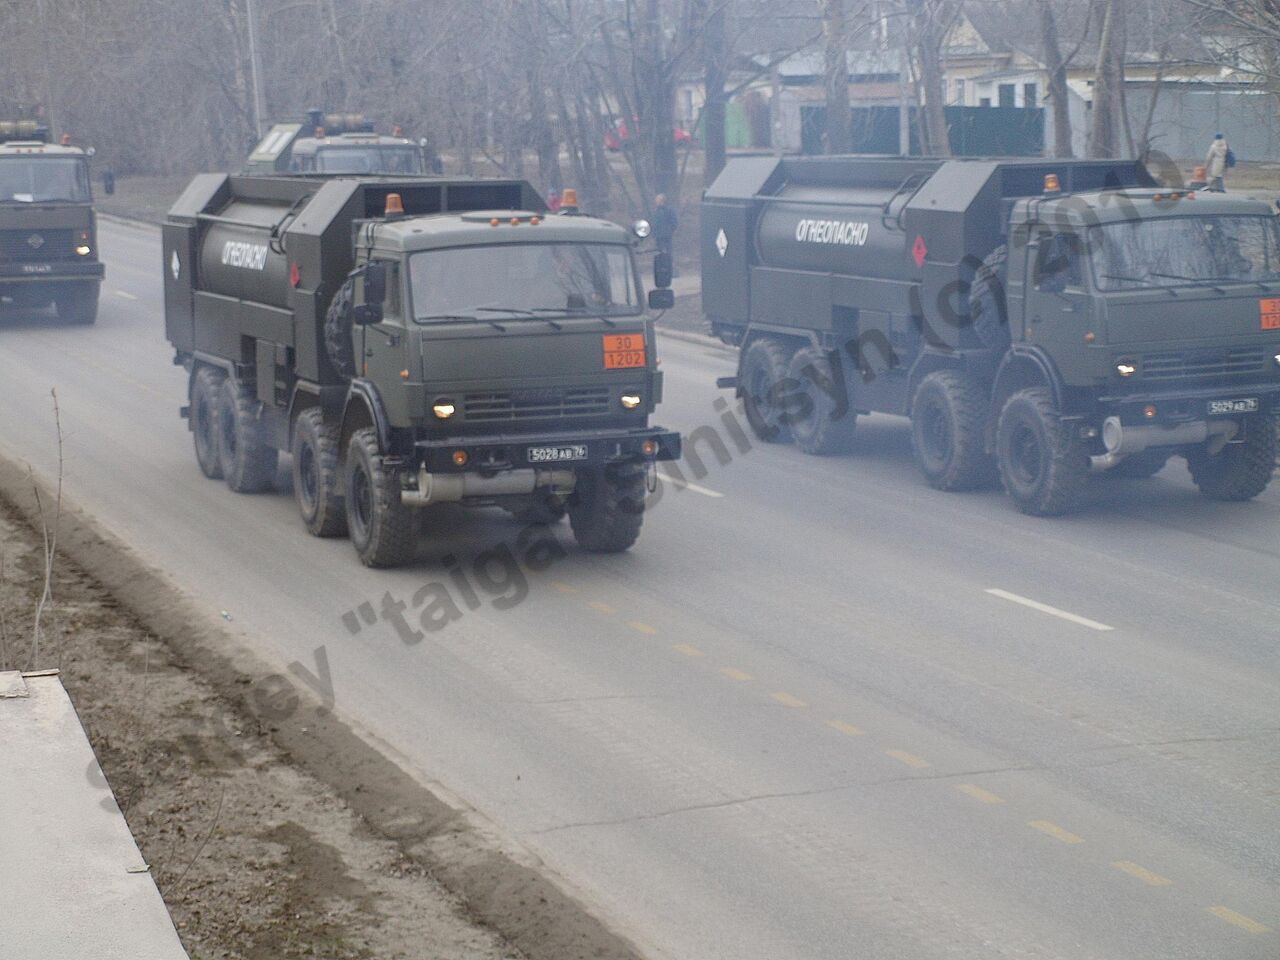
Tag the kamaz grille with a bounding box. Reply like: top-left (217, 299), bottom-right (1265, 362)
top-left (463, 387), bottom-right (612, 422)
top-left (1141, 349), bottom-right (1268, 383)
top-left (0, 229), bottom-right (73, 262)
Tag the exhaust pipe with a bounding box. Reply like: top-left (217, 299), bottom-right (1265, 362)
top-left (402, 466), bottom-right (576, 506)
top-left (1091, 416), bottom-right (1238, 471)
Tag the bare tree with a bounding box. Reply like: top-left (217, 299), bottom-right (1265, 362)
top-left (1039, 0), bottom-right (1075, 157)
top-left (823, 0), bottom-right (854, 153)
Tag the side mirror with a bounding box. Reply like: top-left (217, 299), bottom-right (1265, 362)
top-left (653, 251), bottom-right (672, 289)
top-left (648, 288), bottom-right (675, 311)
top-left (363, 261), bottom-right (387, 305)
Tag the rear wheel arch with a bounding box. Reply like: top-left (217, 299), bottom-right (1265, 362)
top-left (988, 348), bottom-right (1064, 449)
top-left (338, 381), bottom-right (392, 462)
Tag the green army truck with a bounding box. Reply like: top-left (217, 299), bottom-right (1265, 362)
top-left (0, 121), bottom-right (104, 323)
top-left (162, 174), bottom-right (680, 566)
top-left (243, 111), bottom-right (429, 177)
top-left (703, 156), bottom-right (1280, 515)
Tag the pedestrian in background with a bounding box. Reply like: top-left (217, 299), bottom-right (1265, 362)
top-left (652, 193), bottom-right (678, 273)
top-left (1205, 133), bottom-right (1230, 192)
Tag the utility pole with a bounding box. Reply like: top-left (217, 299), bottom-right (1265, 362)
top-left (245, 0), bottom-right (267, 136)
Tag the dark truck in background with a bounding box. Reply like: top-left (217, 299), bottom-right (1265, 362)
top-left (163, 174), bottom-right (679, 566)
top-left (0, 120), bottom-right (104, 323)
top-left (243, 111), bottom-right (430, 177)
top-left (704, 156), bottom-right (1280, 515)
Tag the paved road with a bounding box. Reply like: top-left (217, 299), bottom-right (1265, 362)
top-left (2, 217), bottom-right (1277, 960)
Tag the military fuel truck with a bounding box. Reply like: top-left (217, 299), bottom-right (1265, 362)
top-left (162, 174), bottom-right (680, 566)
top-left (243, 111), bottom-right (428, 177)
top-left (0, 121), bottom-right (103, 323)
top-left (704, 156), bottom-right (1280, 514)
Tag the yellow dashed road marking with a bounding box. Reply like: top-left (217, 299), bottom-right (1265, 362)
top-left (627, 621), bottom-right (657, 635)
top-left (672, 643), bottom-right (704, 658)
top-left (770, 691), bottom-right (808, 708)
top-left (1028, 820), bottom-right (1084, 844)
top-left (885, 749), bottom-right (929, 769)
top-left (1112, 861), bottom-right (1171, 886)
top-left (956, 783), bottom-right (1004, 804)
top-left (720, 667), bottom-right (752, 682)
top-left (825, 719), bottom-right (865, 737)
top-left (587, 600), bottom-right (616, 615)
top-left (1208, 906), bottom-right (1270, 934)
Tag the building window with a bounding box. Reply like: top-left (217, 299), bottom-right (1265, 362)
top-left (953, 79), bottom-right (965, 105)
top-left (998, 84), bottom-right (1016, 108)
top-left (1023, 82), bottom-right (1038, 108)
top-left (979, 97), bottom-right (992, 108)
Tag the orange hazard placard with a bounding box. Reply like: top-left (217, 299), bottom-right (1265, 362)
top-left (1261, 298), bottom-right (1280, 330)
top-left (603, 333), bottom-right (646, 369)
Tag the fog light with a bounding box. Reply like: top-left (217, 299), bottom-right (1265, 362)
top-left (620, 393), bottom-right (642, 410)
top-left (1116, 361), bottom-right (1137, 378)
top-left (432, 402), bottom-right (456, 419)
top-left (1273, 352), bottom-right (1280, 368)
top-left (1144, 405), bottom-right (1158, 420)
top-left (642, 439), bottom-right (657, 456)
top-left (75, 244), bottom-right (91, 256)
top-left (451, 450), bottom-right (468, 466)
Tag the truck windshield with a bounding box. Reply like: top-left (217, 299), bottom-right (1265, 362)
top-left (410, 243), bottom-right (640, 321)
top-left (0, 158), bottom-right (91, 203)
top-left (1090, 215), bottom-right (1280, 290)
top-left (313, 147), bottom-right (424, 174)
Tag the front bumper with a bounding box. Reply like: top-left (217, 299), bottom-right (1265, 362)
top-left (0, 260), bottom-right (105, 282)
top-left (1096, 382), bottom-right (1280, 425)
top-left (413, 425), bottom-right (681, 472)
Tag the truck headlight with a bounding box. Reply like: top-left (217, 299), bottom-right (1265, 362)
top-left (75, 244), bottom-right (91, 256)
top-left (620, 393), bottom-right (642, 410)
top-left (1116, 361), bottom-right (1137, 378)
top-left (432, 401), bottom-right (456, 419)
top-left (1273, 352), bottom-right (1280, 368)
top-left (632, 219), bottom-right (652, 239)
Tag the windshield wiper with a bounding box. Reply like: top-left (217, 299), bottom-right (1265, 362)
top-left (477, 306), bottom-right (537, 318)
top-left (1147, 271), bottom-right (1237, 293)
top-left (1102, 272), bottom-right (1180, 296)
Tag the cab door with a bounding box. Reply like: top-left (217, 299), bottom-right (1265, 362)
top-left (1022, 228), bottom-right (1095, 366)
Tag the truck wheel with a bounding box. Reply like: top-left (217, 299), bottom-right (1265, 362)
top-left (910, 371), bottom-right (996, 490)
top-left (786, 347), bottom-right (856, 455)
top-left (568, 463), bottom-right (645, 553)
top-left (969, 245), bottom-right (1009, 353)
top-left (191, 367), bottom-right (225, 480)
top-left (741, 338), bottom-right (795, 444)
top-left (55, 283), bottom-right (98, 325)
top-left (217, 378), bottom-right (278, 493)
top-left (324, 279), bottom-right (357, 378)
top-left (344, 427), bottom-right (417, 567)
top-left (1110, 451), bottom-right (1170, 479)
top-left (1185, 416), bottom-right (1277, 501)
top-left (292, 408), bottom-right (347, 537)
top-left (996, 387), bottom-right (1089, 516)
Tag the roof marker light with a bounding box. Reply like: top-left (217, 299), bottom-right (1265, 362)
top-left (384, 193), bottom-right (404, 216)
top-left (1043, 174), bottom-right (1061, 194)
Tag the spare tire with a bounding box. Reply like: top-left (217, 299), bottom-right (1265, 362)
top-left (969, 245), bottom-right (1010, 354)
top-left (323, 278), bottom-right (357, 378)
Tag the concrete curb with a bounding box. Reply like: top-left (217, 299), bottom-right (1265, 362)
top-left (0, 454), bottom-right (649, 960)
top-left (656, 325), bottom-right (734, 353)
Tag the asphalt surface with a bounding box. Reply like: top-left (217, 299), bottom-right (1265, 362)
top-left (1, 217), bottom-right (1277, 960)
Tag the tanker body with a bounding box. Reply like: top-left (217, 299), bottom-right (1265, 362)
top-left (704, 155), bottom-right (1280, 514)
top-left (164, 174), bottom-right (680, 566)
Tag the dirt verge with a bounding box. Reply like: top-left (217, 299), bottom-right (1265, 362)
top-left (0, 454), bottom-right (645, 960)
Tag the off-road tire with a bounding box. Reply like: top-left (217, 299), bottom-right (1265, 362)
top-left (740, 337), bottom-right (796, 444)
top-left (996, 387), bottom-right (1089, 516)
top-left (568, 463), bottom-right (645, 553)
top-left (291, 408), bottom-right (347, 537)
top-left (785, 347), bottom-right (857, 455)
top-left (55, 282), bottom-right (98, 325)
top-left (217, 378), bottom-right (278, 493)
top-left (191, 366), bottom-right (225, 480)
top-left (911, 370), bottom-right (997, 490)
top-left (969, 245), bottom-right (1009, 353)
top-left (324, 278), bottom-right (357, 378)
top-left (1185, 416), bottom-right (1277, 501)
top-left (1109, 451), bottom-right (1170, 480)
top-left (504, 491), bottom-right (568, 525)
top-left (345, 427), bottom-right (417, 567)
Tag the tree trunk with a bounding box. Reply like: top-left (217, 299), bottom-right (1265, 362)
top-left (913, 0), bottom-right (951, 157)
top-left (822, 0), bottom-right (852, 154)
top-left (1039, 0), bottom-right (1073, 157)
top-left (701, 0), bottom-right (729, 185)
top-left (1089, 0), bottom-right (1123, 158)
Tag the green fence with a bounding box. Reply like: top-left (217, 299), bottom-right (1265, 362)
top-left (801, 104), bottom-right (1044, 156)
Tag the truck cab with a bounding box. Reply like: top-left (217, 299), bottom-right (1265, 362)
top-left (243, 112), bottom-right (429, 177)
top-left (0, 123), bottom-right (104, 323)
